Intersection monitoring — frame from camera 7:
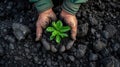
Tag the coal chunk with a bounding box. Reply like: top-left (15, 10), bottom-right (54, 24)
top-left (4, 35), bottom-right (15, 43)
top-left (89, 62), bottom-right (96, 67)
top-left (93, 40), bottom-right (107, 52)
top-left (89, 52), bottom-right (98, 61)
top-left (76, 44), bottom-right (87, 58)
top-left (50, 45), bottom-right (57, 53)
top-left (89, 15), bottom-right (98, 25)
top-left (41, 38), bottom-right (50, 50)
top-left (77, 23), bottom-right (89, 37)
top-left (102, 25), bottom-right (117, 39)
top-left (100, 48), bottom-right (110, 57)
top-left (100, 56), bottom-right (120, 67)
top-left (12, 23), bottom-right (30, 40)
top-left (0, 45), bottom-right (4, 56)
top-left (46, 59), bottom-right (52, 67)
top-left (9, 43), bottom-right (14, 50)
top-left (111, 43), bottom-right (120, 52)
top-left (66, 40), bottom-right (74, 50)
top-left (68, 55), bottom-right (75, 62)
top-left (59, 45), bottom-right (66, 52)
top-left (34, 56), bottom-right (39, 63)
top-left (14, 56), bottom-right (22, 61)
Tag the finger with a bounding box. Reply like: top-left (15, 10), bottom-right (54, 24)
top-left (40, 18), bottom-right (50, 29)
top-left (66, 21), bottom-right (77, 40)
top-left (35, 22), bottom-right (43, 41)
top-left (71, 24), bottom-right (77, 40)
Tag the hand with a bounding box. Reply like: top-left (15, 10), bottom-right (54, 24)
top-left (60, 10), bottom-right (77, 40)
top-left (36, 8), bottom-right (56, 41)
top-left (60, 10), bottom-right (78, 50)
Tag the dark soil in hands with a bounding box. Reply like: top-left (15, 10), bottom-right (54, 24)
top-left (0, 0), bottom-right (120, 67)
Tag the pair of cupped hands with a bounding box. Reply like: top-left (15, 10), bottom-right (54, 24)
top-left (36, 8), bottom-right (77, 52)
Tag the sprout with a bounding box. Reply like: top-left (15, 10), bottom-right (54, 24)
top-left (46, 20), bottom-right (70, 44)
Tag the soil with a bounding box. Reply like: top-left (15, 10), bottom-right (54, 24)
top-left (0, 0), bottom-right (120, 67)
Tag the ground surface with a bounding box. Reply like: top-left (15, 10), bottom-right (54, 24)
top-left (0, 0), bottom-right (120, 67)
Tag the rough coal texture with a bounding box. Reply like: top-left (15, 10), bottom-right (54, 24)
top-left (0, 0), bottom-right (120, 67)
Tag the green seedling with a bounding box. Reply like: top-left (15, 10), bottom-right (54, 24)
top-left (46, 20), bottom-right (70, 44)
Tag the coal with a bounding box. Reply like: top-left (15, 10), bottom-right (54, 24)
top-left (100, 48), bottom-right (110, 58)
top-left (46, 58), bottom-right (52, 66)
top-left (76, 44), bottom-right (87, 58)
top-left (100, 56), bottom-right (120, 67)
top-left (68, 55), bottom-right (75, 62)
top-left (93, 40), bottom-right (107, 52)
top-left (102, 25), bottom-right (117, 39)
top-left (89, 52), bottom-right (98, 61)
top-left (34, 56), bottom-right (39, 63)
top-left (14, 56), bottom-right (22, 61)
top-left (59, 45), bottom-right (66, 52)
top-left (0, 0), bottom-right (120, 66)
top-left (89, 62), bottom-right (96, 67)
top-left (41, 38), bottom-right (50, 50)
top-left (0, 45), bottom-right (4, 56)
top-left (111, 43), bottom-right (120, 52)
top-left (77, 23), bottom-right (89, 37)
top-left (4, 35), bottom-right (15, 43)
top-left (9, 43), bottom-right (15, 50)
top-left (66, 40), bottom-right (74, 50)
top-left (50, 45), bottom-right (57, 53)
top-left (89, 14), bottom-right (98, 25)
top-left (12, 23), bottom-right (30, 40)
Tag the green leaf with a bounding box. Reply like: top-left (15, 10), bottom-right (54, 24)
top-left (50, 30), bottom-right (58, 40)
top-left (46, 27), bottom-right (55, 32)
top-left (51, 30), bottom-right (58, 36)
top-left (60, 26), bottom-right (71, 32)
top-left (56, 35), bottom-right (61, 44)
top-left (60, 33), bottom-right (68, 38)
top-left (50, 35), bottom-right (55, 40)
top-left (52, 21), bottom-right (58, 30)
top-left (46, 20), bottom-right (70, 44)
top-left (56, 20), bottom-right (63, 29)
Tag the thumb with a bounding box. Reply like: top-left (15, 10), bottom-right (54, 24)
top-left (67, 21), bottom-right (77, 40)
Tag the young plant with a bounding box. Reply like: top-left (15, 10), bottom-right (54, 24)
top-left (46, 20), bottom-right (70, 44)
